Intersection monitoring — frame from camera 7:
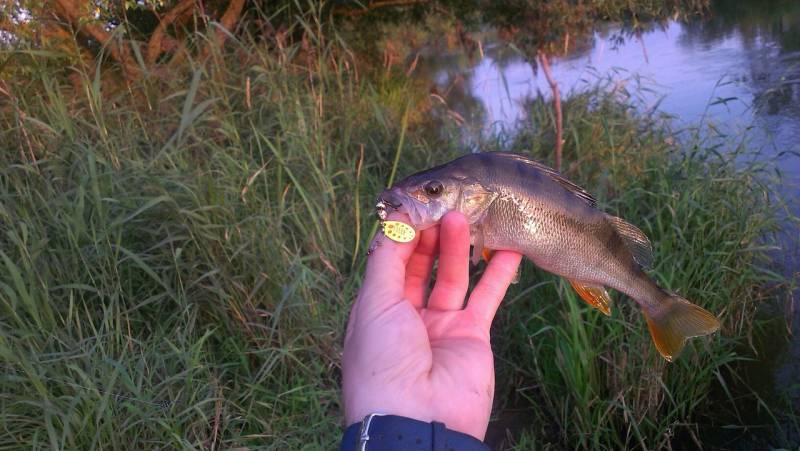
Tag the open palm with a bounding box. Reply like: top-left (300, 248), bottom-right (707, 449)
top-left (343, 212), bottom-right (522, 440)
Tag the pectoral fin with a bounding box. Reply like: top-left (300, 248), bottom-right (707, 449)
top-left (568, 279), bottom-right (612, 316)
top-left (470, 220), bottom-right (496, 266)
top-left (457, 182), bottom-right (497, 223)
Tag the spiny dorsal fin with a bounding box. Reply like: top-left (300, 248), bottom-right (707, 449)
top-left (490, 152), bottom-right (597, 207)
top-left (606, 215), bottom-right (653, 269)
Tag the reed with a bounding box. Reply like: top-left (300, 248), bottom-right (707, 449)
top-left (0, 15), bottom-right (794, 451)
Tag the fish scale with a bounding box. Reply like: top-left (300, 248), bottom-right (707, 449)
top-left (376, 152), bottom-right (721, 361)
top-left (481, 189), bottom-right (609, 286)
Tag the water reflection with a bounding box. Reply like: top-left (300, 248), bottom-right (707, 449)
top-left (421, 6), bottom-right (800, 155)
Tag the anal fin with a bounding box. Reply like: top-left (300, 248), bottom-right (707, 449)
top-left (568, 279), bottom-right (612, 316)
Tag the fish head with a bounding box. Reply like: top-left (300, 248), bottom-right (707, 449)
top-left (376, 166), bottom-right (494, 229)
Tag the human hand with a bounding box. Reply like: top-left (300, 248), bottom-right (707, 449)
top-left (342, 211), bottom-right (523, 440)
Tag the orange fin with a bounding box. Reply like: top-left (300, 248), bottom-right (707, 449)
top-left (568, 279), bottom-right (612, 316)
top-left (482, 248), bottom-right (494, 262)
top-left (643, 294), bottom-right (720, 362)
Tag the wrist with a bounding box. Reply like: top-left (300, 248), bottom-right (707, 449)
top-left (339, 414), bottom-right (490, 451)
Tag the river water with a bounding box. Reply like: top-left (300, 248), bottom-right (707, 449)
top-left (414, 0), bottom-right (800, 440)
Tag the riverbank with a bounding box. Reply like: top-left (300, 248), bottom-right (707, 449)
top-left (0, 11), bottom-right (796, 450)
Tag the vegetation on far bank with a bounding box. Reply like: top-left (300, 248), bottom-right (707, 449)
top-left (1, 2), bottom-right (797, 449)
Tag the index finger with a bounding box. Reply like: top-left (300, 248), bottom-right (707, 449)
top-left (466, 250), bottom-right (523, 325)
top-left (356, 213), bottom-right (420, 317)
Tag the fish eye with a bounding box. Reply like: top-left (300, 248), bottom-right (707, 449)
top-left (424, 181), bottom-right (444, 197)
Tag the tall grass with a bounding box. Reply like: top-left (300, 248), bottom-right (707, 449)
top-left (0, 17), bottom-right (794, 451)
top-left (0, 22), bottom-right (419, 448)
top-left (487, 86), bottom-right (794, 449)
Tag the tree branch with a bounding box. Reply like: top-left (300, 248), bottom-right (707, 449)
top-left (40, 18), bottom-right (97, 73)
top-left (146, 0), bottom-right (195, 67)
top-left (537, 50), bottom-right (563, 172)
top-left (199, 0), bottom-right (245, 61)
top-left (52, 0), bottom-right (140, 80)
top-left (215, 0), bottom-right (245, 43)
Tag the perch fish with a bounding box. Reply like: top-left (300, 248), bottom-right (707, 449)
top-left (375, 152), bottom-right (720, 361)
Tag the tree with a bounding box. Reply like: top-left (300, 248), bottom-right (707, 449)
top-left (2, 0), bottom-right (246, 84)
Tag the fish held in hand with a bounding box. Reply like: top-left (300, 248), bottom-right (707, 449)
top-left (376, 152), bottom-right (720, 361)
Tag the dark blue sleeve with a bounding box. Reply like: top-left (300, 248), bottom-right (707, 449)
top-left (340, 414), bottom-right (491, 451)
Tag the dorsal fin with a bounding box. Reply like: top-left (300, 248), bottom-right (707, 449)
top-left (606, 215), bottom-right (653, 269)
top-left (490, 152), bottom-right (597, 207)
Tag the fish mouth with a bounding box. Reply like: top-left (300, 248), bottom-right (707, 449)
top-left (375, 193), bottom-right (403, 221)
top-left (375, 200), bottom-right (390, 220)
top-left (376, 189), bottom-right (424, 225)
top-left (375, 199), bottom-right (401, 220)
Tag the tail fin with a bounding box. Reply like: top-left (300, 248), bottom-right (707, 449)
top-left (643, 295), bottom-right (720, 362)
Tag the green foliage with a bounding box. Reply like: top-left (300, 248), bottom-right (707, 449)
top-left (0, 22), bottom-right (421, 448)
top-left (0, 8), bottom-right (795, 451)
top-left (487, 84), bottom-right (792, 448)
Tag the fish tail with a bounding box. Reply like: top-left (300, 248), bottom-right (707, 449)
top-left (642, 294), bottom-right (720, 362)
